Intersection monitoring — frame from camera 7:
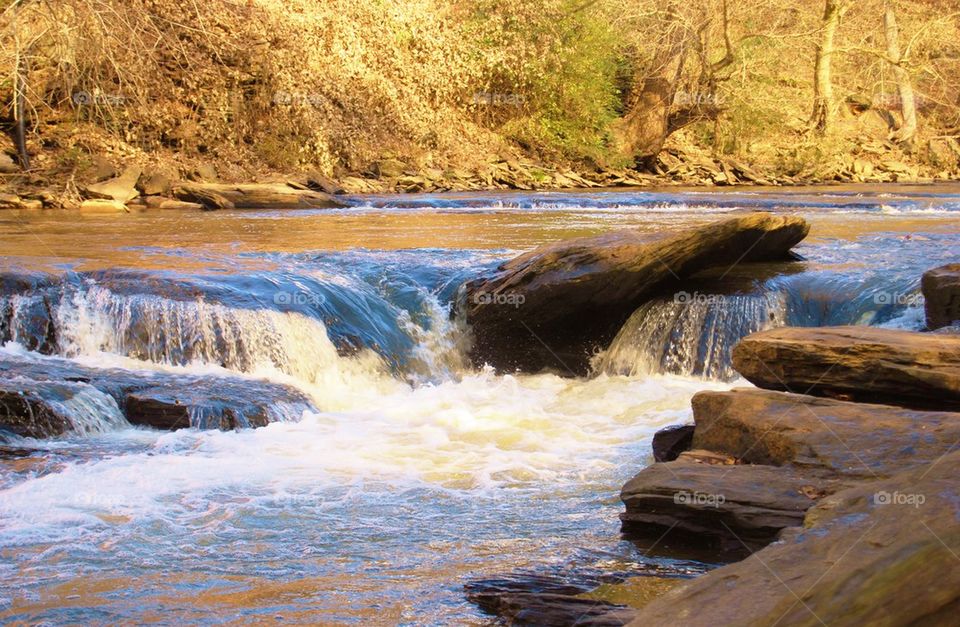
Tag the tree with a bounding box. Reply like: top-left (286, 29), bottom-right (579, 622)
top-left (883, 0), bottom-right (918, 148)
top-left (810, 0), bottom-right (848, 134)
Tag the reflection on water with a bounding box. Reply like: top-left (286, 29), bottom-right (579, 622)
top-left (0, 184), bottom-right (958, 623)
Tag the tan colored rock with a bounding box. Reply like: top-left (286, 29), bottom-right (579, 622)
top-left (922, 263), bottom-right (960, 330)
top-left (80, 199), bottom-right (129, 213)
top-left (620, 458), bottom-right (840, 550)
top-left (463, 213), bottom-right (810, 374)
top-left (138, 171), bottom-right (173, 196)
top-left (691, 388), bottom-right (960, 478)
top-left (143, 196), bottom-right (204, 211)
top-left (84, 166), bottom-right (142, 203)
top-left (0, 152), bottom-right (19, 174)
top-left (732, 326), bottom-right (960, 410)
top-left (173, 182), bottom-right (347, 210)
top-left (629, 451), bottom-right (960, 626)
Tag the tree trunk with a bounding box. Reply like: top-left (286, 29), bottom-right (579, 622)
top-left (810, 0), bottom-right (845, 134)
top-left (616, 6), bottom-right (689, 168)
top-left (884, 1), bottom-right (918, 149)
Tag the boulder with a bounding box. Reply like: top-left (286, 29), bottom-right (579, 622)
top-left (732, 326), bottom-right (960, 410)
top-left (651, 424), bottom-right (695, 462)
top-left (620, 458), bottom-right (840, 550)
top-left (84, 165), bottom-right (142, 203)
top-left (0, 352), bottom-right (313, 433)
top-left (691, 388), bottom-right (960, 478)
top-left (80, 199), bottom-right (129, 213)
top-left (0, 152), bottom-right (20, 174)
top-left (304, 171), bottom-right (346, 195)
top-left (143, 196), bottom-right (204, 211)
top-left (922, 263), bottom-right (960, 330)
top-left (125, 386), bottom-right (272, 431)
top-left (138, 170), bottom-right (173, 196)
top-left (173, 182), bottom-right (347, 209)
top-left (462, 213), bottom-right (809, 374)
top-left (628, 451), bottom-right (960, 626)
top-left (0, 380), bottom-right (76, 438)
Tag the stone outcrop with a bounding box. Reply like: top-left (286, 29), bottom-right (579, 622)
top-left (691, 388), bottom-right (960, 478)
top-left (620, 458), bottom-right (840, 550)
top-left (731, 326), bottom-right (960, 410)
top-left (650, 424), bottom-right (695, 462)
top-left (0, 352), bottom-right (313, 434)
top-left (0, 380), bottom-right (76, 438)
top-left (83, 165), bottom-right (142, 203)
top-left (463, 213), bottom-right (809, 374)
top-left (629, 451), bottom-right (960, 626)
top-left (173, 182), bottom-right (348, 210)
top-left (922, 263), bottom-right (960, 330)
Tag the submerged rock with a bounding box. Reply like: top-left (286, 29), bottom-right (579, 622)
top-left (732, 326), bottom-right (960, 410)
top-left (0, 353), bottom-right (313, 434)
top-left (628, 451), bottom-right (960, 625)
top-left (0, 380), bottom-right (75, 438)
top-left (922, 263), bottom-right (960, 330)
top-left (462, 213), bottom-right (809, 374)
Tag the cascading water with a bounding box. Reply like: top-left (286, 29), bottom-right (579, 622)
top-left (595, 291), bottom-right (789, 380)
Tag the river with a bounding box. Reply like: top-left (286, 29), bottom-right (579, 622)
top-left (1, 184), bottom-right (958, 623)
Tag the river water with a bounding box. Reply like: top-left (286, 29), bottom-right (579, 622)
top-left (0, 185), bottom-right (958, 624)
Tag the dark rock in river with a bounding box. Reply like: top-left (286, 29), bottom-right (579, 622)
top-left (620, 457), bottom-right (841, 551)
top-left (731, 326), bottom-right (960, 410)
top-left (0, 380), bottom-right (75, 438)
top-left (462, 213), bottom-right (809, 374)
top-left (0, 271), bottom-right (60, 353)
top-left (651, 424), bottom-right (695, 462)
top-left (691, 388), bottom-right (960, 478)
top-left (0, 353), bottom-right (313, 433)
top-left (628, 450), bottom-right (960, 626)
top-left (922, 263), bottom-right (960, 330)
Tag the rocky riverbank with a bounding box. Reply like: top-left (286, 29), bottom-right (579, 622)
top-left (469, 263), bottom-right (960, 624)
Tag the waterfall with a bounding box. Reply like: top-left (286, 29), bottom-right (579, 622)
top-left (51, 283), bottom-right (388, 387)
top-left (594, 291), bottom-right (789, 381)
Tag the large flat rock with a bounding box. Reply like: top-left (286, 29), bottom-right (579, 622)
top-left (731, 326), bottom-right (960, 410)
top-left (691, 388), bottom-right (960, 478)
top-left (628, 451), bottom-right (960, 626)
top-left (463, 213), bottom-right (809, 374)
top-left (0, 380), bottom-right (76, 439)
top-left (173, 182), bottom-right (349, 209)
top-left (922, 263), bottom-right (960, 330)
top-left (620, 458), bottom-right (842, 550)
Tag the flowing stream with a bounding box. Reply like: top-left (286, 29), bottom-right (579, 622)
top-left (0, 185), bottom-right (958, 623)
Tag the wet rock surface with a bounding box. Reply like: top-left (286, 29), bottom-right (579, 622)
top-left (620, 458), bottom-right (841, 551)
top-left (731, 326), bottom-right (960, 410)
top-left (463, 213), bottom-right (809, 374)
top-left (651, 424), bottom-right (695, 462)
top-left (0, 380), bottom-right (76, 439)
top-left (629, 451), bottom-right (960, 626)
top-left (922, 262), bottom-right (960, 330)
top-left (691, 388), bottom-right (960, 478)
top-left (0, 352), bottom-right (313, 434)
